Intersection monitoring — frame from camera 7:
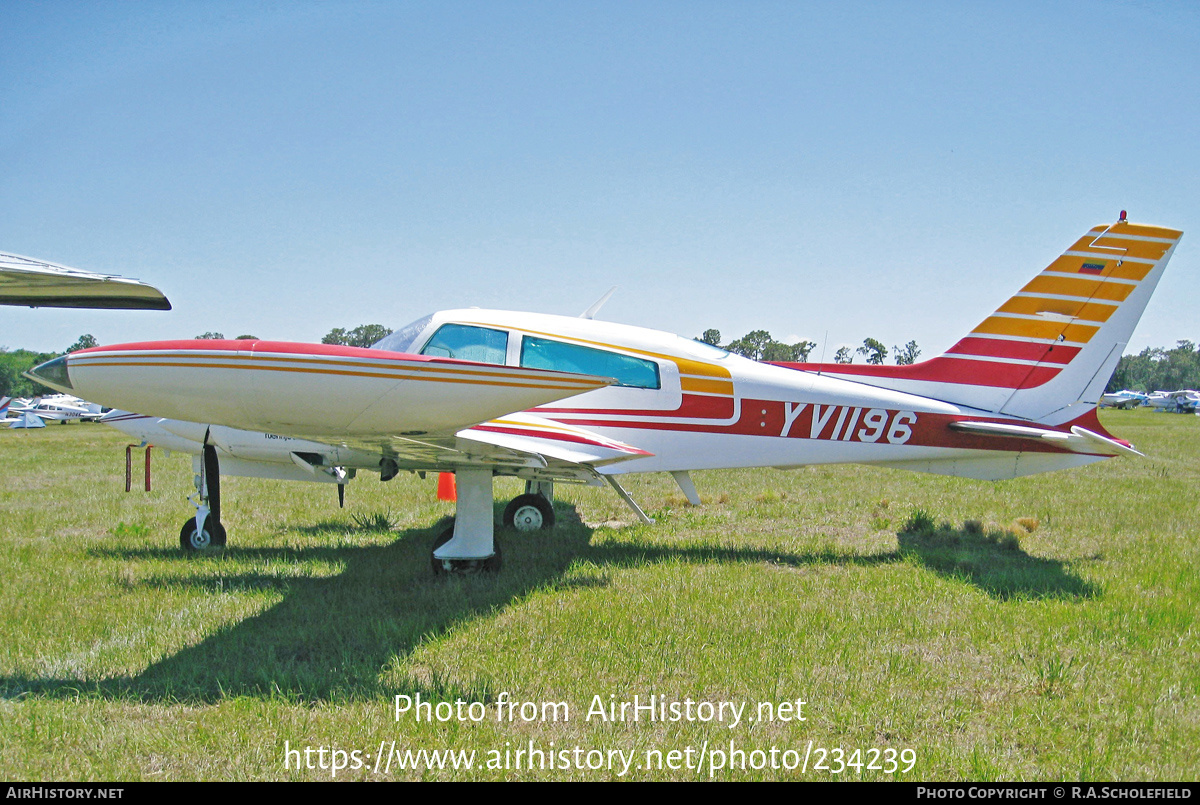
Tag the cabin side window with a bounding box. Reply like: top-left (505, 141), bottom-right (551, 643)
top-left (419, 323), bottom-right (508, 365)
top-left (520, 336), bottom-right (661, 389)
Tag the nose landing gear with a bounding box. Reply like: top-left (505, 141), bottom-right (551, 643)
top-left (180, 441), bottom-right (225, 552)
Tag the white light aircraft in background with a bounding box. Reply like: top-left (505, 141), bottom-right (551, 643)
top-left (29, 215), bottom-right (1183, 573)
top-left (17, 394), bottom-right (104, 423)
top-left (1099, 389), bottom-right (1149, 409)
top-left (1, 396), bottom-right (44, 428)
top-left (2, 395), bottom-right (103, 426)
top-left (1146, 389), bottom-right (1200, 413)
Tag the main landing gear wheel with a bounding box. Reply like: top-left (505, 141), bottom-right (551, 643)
top-left (179, 516), bottom-right (227, 551)
top-left (430, 524), bottom-right (502, 575)
top-left (502, 494), bottom-right (555, 531)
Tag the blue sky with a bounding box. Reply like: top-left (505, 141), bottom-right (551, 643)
top-left (2, 1), bottom-right (1197, 360)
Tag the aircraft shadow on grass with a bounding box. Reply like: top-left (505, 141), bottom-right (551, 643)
top-left (2, 504), bottom-right (1097, 704)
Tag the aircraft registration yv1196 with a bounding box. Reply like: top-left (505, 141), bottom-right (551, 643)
top-left (28, 214), bottom-right (1183, 573)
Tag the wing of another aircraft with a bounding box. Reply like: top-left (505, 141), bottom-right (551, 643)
top-left (0, 252), bottom-right (171, 310)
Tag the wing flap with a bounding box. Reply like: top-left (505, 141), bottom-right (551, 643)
top-left (459, 413), bottom-right (654, 468)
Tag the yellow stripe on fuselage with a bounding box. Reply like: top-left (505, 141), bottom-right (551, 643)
top-left (76, 351), bottom-right (596, 386)
top-left (72, 356), bottom-right (604, 392)
top-left (680, 376), bottom-right (735, 395)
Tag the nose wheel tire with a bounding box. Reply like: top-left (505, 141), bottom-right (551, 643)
top-left (502, 494), bottom-right (555, 531)
top-left (180, 516), bottom-right (227, 551)
top-left (430, 524), bottom-right (502, 575)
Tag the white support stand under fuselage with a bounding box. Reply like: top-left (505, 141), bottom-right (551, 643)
top-left (434, 467), bottom-right (496, 560)
top-left (669, 470), bottom-right (702, 505)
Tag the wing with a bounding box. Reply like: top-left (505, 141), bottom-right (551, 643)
top-left (0, 252), bottom-right (171, 310)
top-left (36, 338), bottom-right (651, 484)
top-left (31, 340), bottom-right (614, 436)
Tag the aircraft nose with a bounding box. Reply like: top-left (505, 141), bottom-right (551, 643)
top-left (25, 355), bottom-right (73, 391)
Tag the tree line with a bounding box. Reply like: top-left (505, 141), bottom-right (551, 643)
top-left (1106, 341), bottom-right (1200, 393)
top-left (699, 329), bottom-right (921, 366)
top-left (702, 329), bottom-right (1200, 393)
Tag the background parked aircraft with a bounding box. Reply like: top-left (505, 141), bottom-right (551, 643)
top-left (1147, 390), bottom-right (1200, 413)
top-left (1099, 390), bottom-right (1149, 409)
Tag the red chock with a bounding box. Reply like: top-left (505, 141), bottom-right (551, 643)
top-left (437, 472), bottom-right (457, 501)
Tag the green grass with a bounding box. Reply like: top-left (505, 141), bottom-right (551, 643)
top-left (1, 409), bottom-right (1198, 780)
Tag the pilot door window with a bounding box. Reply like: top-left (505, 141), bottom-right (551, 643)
top-left (419, 323), bottom-right (508, 365)
top-left (520, 336), bottom-right (661, 389)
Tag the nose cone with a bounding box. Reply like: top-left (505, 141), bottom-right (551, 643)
top-left (25, 355), bottom-right (73, 392)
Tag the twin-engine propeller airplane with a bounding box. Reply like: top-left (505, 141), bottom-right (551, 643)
top-left (28, 215), bottom-right (1183, 573)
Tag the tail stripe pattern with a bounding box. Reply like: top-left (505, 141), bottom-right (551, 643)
top-left (768, 217), bottom-right (1182, 422)
top-left (941, 223), bottom-right (1180, 387)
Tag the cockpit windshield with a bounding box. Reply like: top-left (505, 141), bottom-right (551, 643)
top-left (681, 337), bottom-right (731, 360)
top-left (372, 314), bottom-right (432, 353)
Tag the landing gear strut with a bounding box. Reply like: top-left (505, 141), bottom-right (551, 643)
top-left (180, 440), bottom-right (226, 551)
top-left (430, 524), bottom-right (502, 574)
top-left (430, 467), bottom-right (500, 575)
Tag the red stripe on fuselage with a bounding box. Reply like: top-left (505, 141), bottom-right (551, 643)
top-left (537, 393), bottom-right (736, 420)
top-left (470, 424), bottom-right (654, 455)
top-left (75, 339), bottom-right (444, 363)
top-left (548, 399), bottom-right (1090, 455)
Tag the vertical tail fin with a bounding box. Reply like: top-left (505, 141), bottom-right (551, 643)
top-left (776, 216), bottom-right (1183, 423)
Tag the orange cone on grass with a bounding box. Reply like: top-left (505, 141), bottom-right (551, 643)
top-left (437, 472), bottom-right (457, 501)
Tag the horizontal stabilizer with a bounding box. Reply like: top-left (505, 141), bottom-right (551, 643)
top-left (1069, 425), bottom-right (1143, 457)
top-left (947, 419), bottom-right (1140, 457)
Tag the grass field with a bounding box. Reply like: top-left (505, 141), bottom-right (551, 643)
top-left (1, 409), bottom-right (1197, 780)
